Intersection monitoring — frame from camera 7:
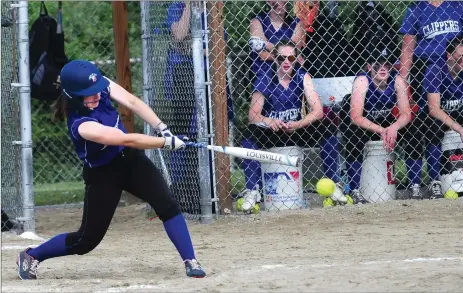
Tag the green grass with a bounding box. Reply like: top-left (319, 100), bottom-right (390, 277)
top-left (34, 181), bottom-right (85, 206)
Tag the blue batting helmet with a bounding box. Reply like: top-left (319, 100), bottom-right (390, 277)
top-left (60, 60), bottom-right (109, 96)
top-left (60, 60), bottom-right (109, 114)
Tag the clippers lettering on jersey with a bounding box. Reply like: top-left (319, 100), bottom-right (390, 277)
top-left (423, 21), bottom-right (460, 39)
top-left (442, 99), bottom-right (463, 112)
top-left (368, 109), bottom-right (392, 119)
top-left (268, 108), bottom-right (301, 122)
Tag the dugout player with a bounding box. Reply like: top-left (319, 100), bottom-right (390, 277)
top-left (343, 47), bottom-right (416, 204)
top-left (421, 36), bottom-right (463, 196)
top-left (399, 0), bottom-right (463, 199)
top-left (249, 0), bottom-right (306, 81)
top-left (241, 40), bottom-right (346, 211)
top-left (16, 60), bottom-right (206, 280)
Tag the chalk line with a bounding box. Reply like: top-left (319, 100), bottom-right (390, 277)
top-left (97, 284), bottom-right (165, 293)
top-left (2, 245), bottom-right (38, 250)
top-left (96, 256), bottom-right (463, 292)
top-left (257, 256), bottom-right (463, 272)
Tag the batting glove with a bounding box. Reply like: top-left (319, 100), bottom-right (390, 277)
top-left (156, 122), bottom-right (173, 138)
top-left (156, 122), bottom-right (190, 142)
top-left (163, 136), bottom-right (186, 150)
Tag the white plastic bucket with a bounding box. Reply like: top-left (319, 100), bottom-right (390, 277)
top-left (440, 130), bottom-right (463, 194)
top-left (359, 141), bottom-right (396, 203)
top-left (261, 146), bottom-right (307, 211)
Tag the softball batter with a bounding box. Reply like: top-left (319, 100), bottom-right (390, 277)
top-left (17, 60), bottom-right (206, 280)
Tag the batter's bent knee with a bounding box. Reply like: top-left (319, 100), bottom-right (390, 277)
top-left (153, 197), bottom-right (182, 222)
top-left (74, 240), bottom-right (100, 255)
top-left (65, 232), bottom-right (104, 255)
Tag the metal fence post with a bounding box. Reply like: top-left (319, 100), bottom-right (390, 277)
top-left (202, 1), bottom-right (219, 218)
top-left (191, 1), bottom-right (212, 224)
top-left (140, 1), bottom-right (152, 158)
top-left (13, 0), bottom-right (35, 233)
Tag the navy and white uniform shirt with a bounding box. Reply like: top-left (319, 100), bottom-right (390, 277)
top-left (400, 1), bottom-right (463, 62)
top-left (424, 62), bottom-right (463, 115)
top-left (67, 88), bottom-right (127, 168)
top-left (250, 12), bottom-right (300, 79)
top-left (357, 70), bottom-right (398, 122)
top-left (252, 68), bottom-right (307, 125)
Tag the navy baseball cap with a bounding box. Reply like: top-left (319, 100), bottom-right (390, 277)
top-left (60, 60), bottom-right (109, 96)
top-left (368, 47), bottom-right (397, 65)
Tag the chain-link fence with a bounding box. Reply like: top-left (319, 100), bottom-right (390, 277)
top-left (1, 0), bottom-right (23, 232)
top-left (2, 1), bottom-right (462, 232)
top-left (143, 0), bottom-right (463, 216)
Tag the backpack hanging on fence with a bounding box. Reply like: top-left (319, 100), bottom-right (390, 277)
top-left (29, 1), bottom-right (69, 101)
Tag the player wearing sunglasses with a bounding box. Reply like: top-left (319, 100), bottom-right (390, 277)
top-left (239, 40), bottom-right (346, 211)
top-left (343, 47), bottom-right (417, 204)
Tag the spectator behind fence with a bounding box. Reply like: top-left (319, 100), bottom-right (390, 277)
top-left (342, 47), bottom-right (418, 204)
top-left (399, 0), bottom-right (463, 199)
top-left (166, 1), bottom-right (234, 214)
top-left (240, 40), bottom-right (345, 211)
top-left (420, 36), bottom-right (463, 198)
top-left (249, 0), bottom-right (305, 82)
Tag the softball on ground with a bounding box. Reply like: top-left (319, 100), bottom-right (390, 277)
top-left (236, 198), bottom-right (244, 211)
top-left (444, 189), bottom-right (458, 200)
top-left (251, 204), bottom-right (260, 214)
top-left (345, 194), bottom-right (354, 205)
top-left (323, 197), bottom-right (335, 208)
top-left (316, 178), bottom-right (336, 197)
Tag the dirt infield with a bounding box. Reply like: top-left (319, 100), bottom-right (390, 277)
top-left (2, 199), bottom-right (463, 292)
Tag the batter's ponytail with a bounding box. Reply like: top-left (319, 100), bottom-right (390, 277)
top-left (51, 94), bottom-right (68, 121)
